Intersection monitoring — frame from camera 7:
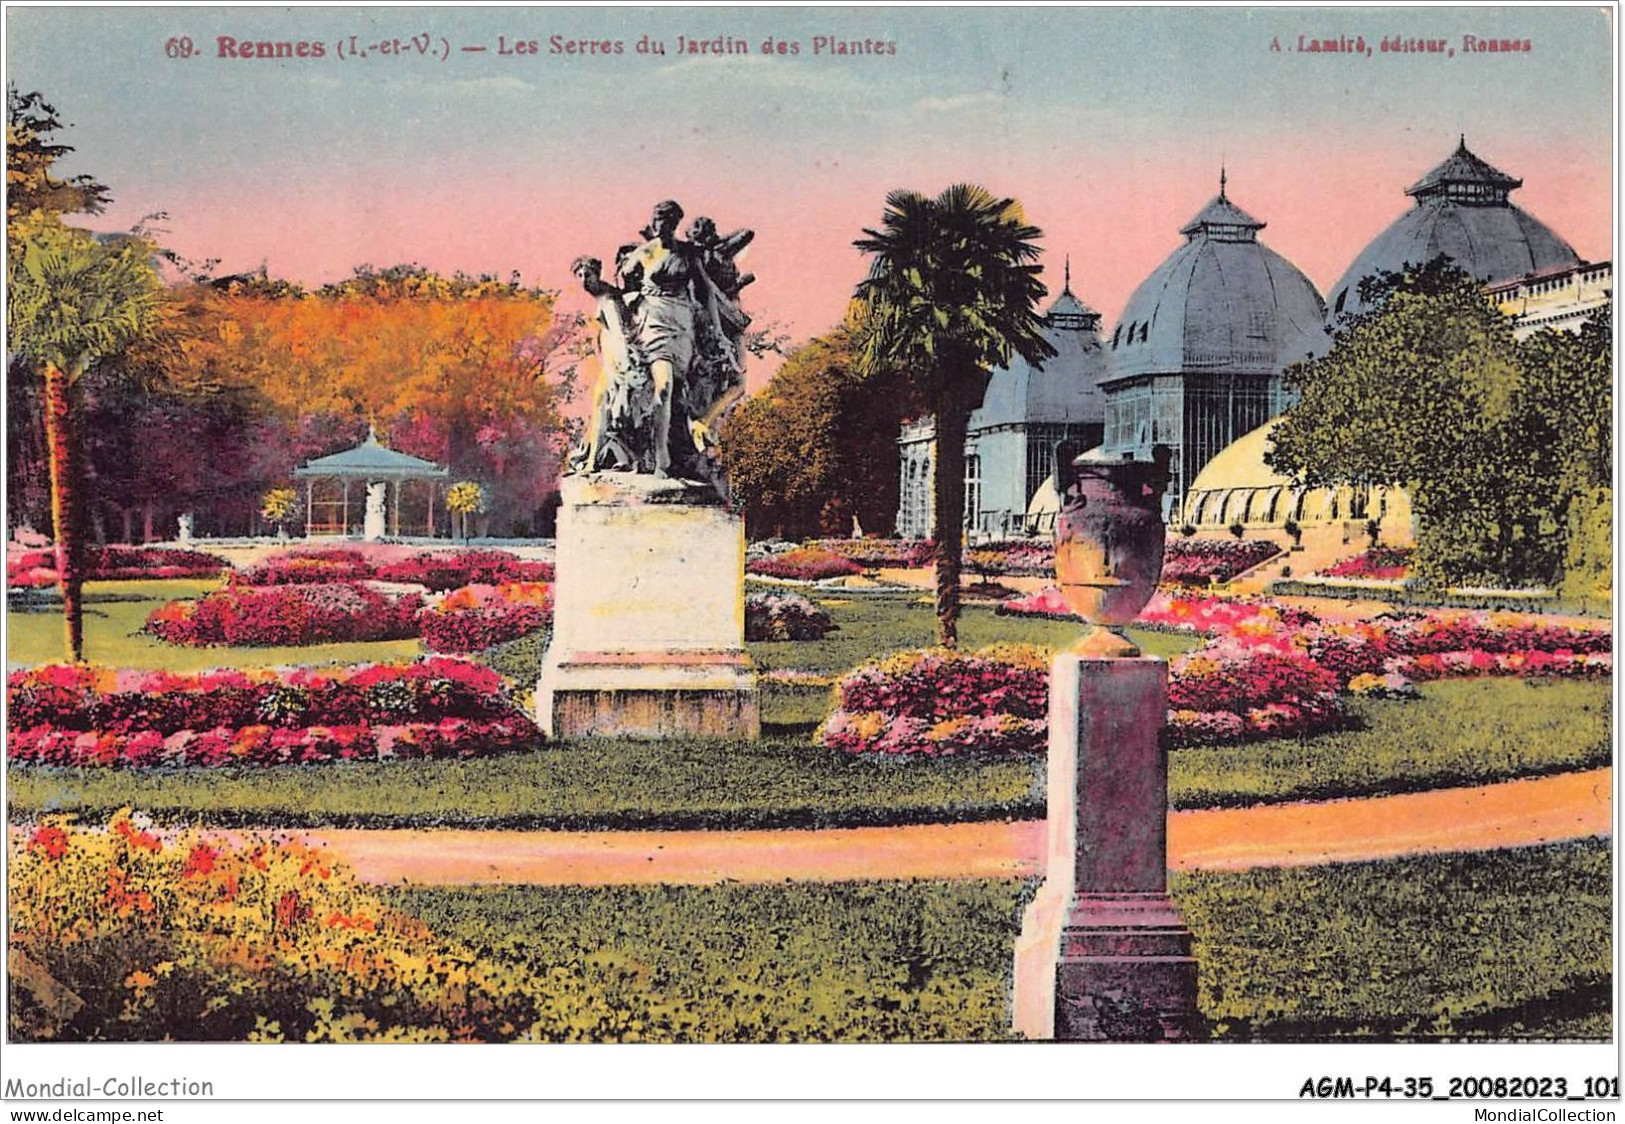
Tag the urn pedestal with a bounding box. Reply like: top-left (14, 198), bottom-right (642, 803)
top-left (537, 473), bottom-right (760, 740)
top-left (1011, 654), bottom-right (1198, 1041)
top-left (1012, 444), bottom-right (1198, 1042)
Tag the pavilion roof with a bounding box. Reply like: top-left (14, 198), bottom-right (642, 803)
top-left (293, 428), bottom-right (449, 479)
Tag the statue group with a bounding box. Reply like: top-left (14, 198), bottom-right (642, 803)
top-left (569, 200), bottom-right (754, 493)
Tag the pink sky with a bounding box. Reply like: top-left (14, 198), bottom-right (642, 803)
top-left (123, 130), bottom-right (1610, 392)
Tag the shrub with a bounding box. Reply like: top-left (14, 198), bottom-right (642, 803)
top-left (746, 548), bottom-right (864, 582)
top-left (418, 583), bottom-right (553, 653)
top-left (745, 591), bottom-right (838, 641)
top-left (145, 582), bottom-right (422, 647)
top-left (8, 812), bottom-right (542, 1041)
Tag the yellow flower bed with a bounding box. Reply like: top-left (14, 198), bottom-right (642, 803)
top-left (9, 811), bottom-right (539, 1042)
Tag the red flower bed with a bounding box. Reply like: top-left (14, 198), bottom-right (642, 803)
top-left (1320, 546), bottom-right (1414, 580)
top-left (418, 583), bottom-right (552, 653)
top-left (1160, 539), bottom-right (1280, 586)
top-left (9, 546), bottom-right (228, 587)
top-left (8, 659), bottom-right (538, 768)
top-left (145, 583), bottom-right (423, 647)
top-left (374, 550), bottom-right (554, 591)
top-left (232, 548), bottom-right (553, 591)
top-left (746, 548), bottom-right (864, 581)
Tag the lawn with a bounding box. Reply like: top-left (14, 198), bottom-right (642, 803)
top-left (1168, 677), bottom-right (1612, 809)
top-left (6, 579), bottom-right (422, 672)
top-left (383, 838), bottom-right (1611, 1042)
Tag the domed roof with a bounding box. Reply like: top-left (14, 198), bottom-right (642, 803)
top-left (1329, 138), bottom-right (1580, 318)
top-left (970, 272), bottom-right (1113, 430)
top-left (1108, 177), bottom-right (1329, 380)
top-left (1186, 418), bottom-right (1292, 494)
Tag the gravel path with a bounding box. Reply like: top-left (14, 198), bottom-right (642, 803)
top-left (301, 766), bottom-right (1611, 886)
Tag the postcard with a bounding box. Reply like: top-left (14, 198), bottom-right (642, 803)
top-left (2, 2), bottom-right (1615, 1115)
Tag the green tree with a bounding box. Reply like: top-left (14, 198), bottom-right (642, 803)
top-left (6, 88), bottom-right (110, 232)
top-left (853, 185), bottom-right (1054, 646)
top-left (1269, 261), bottom-right (1610, 589)
top-left (8, 219), bottom-right (164, 660)
top-left (720, 315), bottom-right (912, 540)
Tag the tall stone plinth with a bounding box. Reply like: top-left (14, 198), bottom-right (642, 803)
top-left (538, 474), bottom-right (759, 739)
top-left (1012, 653), bottom-right (1198, 1041)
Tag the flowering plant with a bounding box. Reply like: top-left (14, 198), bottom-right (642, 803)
top-left (964, 539), bottom-right (1054, 577)
top-left (145, 582), bottom-right (423, 647)
top-left (374, 550), bottom-right (553, 591)
top-left (9, 659), bottom-right (537, 769)
top-left (1160, 539), bottom-right (1280, 586)
top-left (808, 539), bottom-right (938, 569)
top-left (418, 582), bottom-right (553, 653)
top-left (9, 546), bottom-right (228, 588)
top-left (8, 812), bottom-right (541, 1041)
top-left (1320, 546), bottom-right (1414, 581)
top-left (233, 548), bottom-right (377, 586)
top-left (817, 645), bottom-right (1050, 757)
top-left (746, 548), bottom-right (864, 581)
top-left (745, 591), bottom-right (837, 641)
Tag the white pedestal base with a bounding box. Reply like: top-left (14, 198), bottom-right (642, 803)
top-left (537, 473), bottom-right (759, 740)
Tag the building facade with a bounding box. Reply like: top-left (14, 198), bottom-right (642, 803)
top-left (1099, 175), bottom-right (1330, 516)
top-left (895, 280), bottom-right (1112, 539)
top-left (1487, 260), bottom-right (1612, 338)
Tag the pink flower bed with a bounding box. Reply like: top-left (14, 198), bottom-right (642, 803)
top-left (817, 646), bottom-right (1049, 757)
top-left (745, 591), bottom-right (837, 641)
top-left (850, 592), bottom-right (1612, 757)
top-left (1161, 539), bottom-right (1281, 586)
top-left (8, 659), bottom-right (538, 768)
top-left (233, 548), bottom-right (377, 586)
top-left (145, 583), bottom-right (423, 647)
top-left (418, 583), bottom-right (552, 653)
top-left (9, 546), bottom-right (228, 588)
top-left (747, 548), bottom-right (864, 581)
top-left (1320, 546), bottom-right (1414, 581)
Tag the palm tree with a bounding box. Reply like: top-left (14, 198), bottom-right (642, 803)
top-left (854, 185), bottom-right (1055, 647)
top-left (8, 220), bottom-right (163, 661)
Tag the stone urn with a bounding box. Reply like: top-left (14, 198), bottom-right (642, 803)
top-left (1053, 444), bottom-right (1172, 658)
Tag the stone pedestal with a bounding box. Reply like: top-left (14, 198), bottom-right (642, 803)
top-left (1012, 653), bottom-right (1198, 1041)
top-left (537, 473), bottom-right (759, 739)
